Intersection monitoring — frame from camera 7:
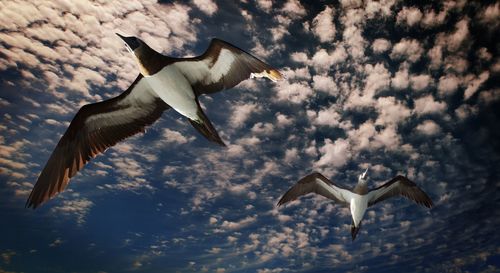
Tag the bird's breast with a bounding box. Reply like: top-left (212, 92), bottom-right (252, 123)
top-left (146, 65), bottom-right (198, 120)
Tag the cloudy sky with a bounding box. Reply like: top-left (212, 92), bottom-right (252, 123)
top-left (1, 0), bottom-right (499, 272)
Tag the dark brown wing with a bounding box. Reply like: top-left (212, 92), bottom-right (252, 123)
top-left (277, 172), bottom-right (352, 207)
top-left (367, 175), bottom-right (433, 208)
top-left (26, 75), bottom-right (170, 208)
top-left (174, 38), bottom-right (283, 96)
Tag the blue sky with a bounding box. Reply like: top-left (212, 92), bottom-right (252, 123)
top-left (1, 0), bottom-right (499, 272)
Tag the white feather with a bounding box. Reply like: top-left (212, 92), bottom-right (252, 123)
top-left (146, 65), bottom-right (199, 121)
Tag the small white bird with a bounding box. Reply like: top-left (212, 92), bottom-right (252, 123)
top-left (277, 169), bottom-right (433, 240)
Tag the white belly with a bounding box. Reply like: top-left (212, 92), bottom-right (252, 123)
top-left (146, 65), bottom-right (198, 120)
top-left (350, 195), bottom-right (368, 227)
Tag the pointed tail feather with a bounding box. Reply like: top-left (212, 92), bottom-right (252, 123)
top-left (189, 106), bottom-right (226, 147)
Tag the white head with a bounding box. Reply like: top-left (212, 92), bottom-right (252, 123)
top-left (358, 168), bottom-right (369, 184)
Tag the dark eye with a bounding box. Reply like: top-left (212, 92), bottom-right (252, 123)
top-left (128, 38), bottom-right (141, 50)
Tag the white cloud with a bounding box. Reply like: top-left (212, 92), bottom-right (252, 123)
top-left (283, 148), bottom-right (299, 164)
top-left (192, 0), bottom-right (217, 16)
top-left (390, 38), bottom-right (424, 63)
top-left (428, 45), bottom-right (443, 69)
top-left (0, 1), bottom-right (200, 99)
top-left (312, 74), bottom-right (338, 96)
top-left (219, 215), bottom-right (257, 231)
top-left (410, 74), bottom-right (433, 92)
top-left (438, 74), bottom-right (461, 96)
top-left (162, 129), bottom-right (192, 144)
top-left (308, 105), bottom-right (341, 127)
top-left (314, 138), bottom-right (351, 168)
top-left (413, 95), bottom-right (447, 115)
top-left (446, 18), bottom-right (469, 52)
top-left (478, 3), bottom-right (499, 29)
top-left (310, 47), bottom-right (347, 71)
top-left (281, 0), bottom-right (306, 19)
top-left (230, 103), bottom-right (262, 128)
top-left (396, 7), bottom-right (423, 27)
top-left (275, 113), bottom-right (293, 127)
top-left (415, 120), bottom-right (441, 136)
top-left (51, 198), bottom-right (94, 225)
top-left (273, 80), bottom-right (313, 104)
top-left (391, 66), bottom-right (409, 90)
top-left (290, 52), bottom-right (309, 64)
top-left (421, 8), bottom-right (448, 28)
top-left (464, 71), bottom-right (489, 100)
top-left (375, 97), bottom-right (411, 126)
top-left (372, 38), bottom-right (391, 53)
top-left (312, 6), bottom-right (336, 43)
top-left (256, 0), bottom-right (272, 13)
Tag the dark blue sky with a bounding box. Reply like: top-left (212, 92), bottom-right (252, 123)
top-left (1, 0), bottom-right (499, 272)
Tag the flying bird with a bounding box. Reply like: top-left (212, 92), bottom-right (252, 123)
top-left (277, 169), bottom-right (433, 240)
top-left (26, 35), bottom-right (283, 208)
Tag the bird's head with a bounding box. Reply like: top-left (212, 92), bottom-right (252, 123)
top-left (116, 33), bottom-right (159, 76)
top-left (116, 33), bottom-right (144, 53)
top-left (358, 168), bottom-right (369, 184)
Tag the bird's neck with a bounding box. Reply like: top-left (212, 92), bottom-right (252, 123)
top-left (133, 45), bottom-right (166, 76)
top-left (353, 180), bottom-right (368, 195)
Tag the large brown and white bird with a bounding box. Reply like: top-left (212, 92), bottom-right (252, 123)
top-left (277, 169), bottom-right (433, 240)
top-left (26, 35), bottom-right (283, 208)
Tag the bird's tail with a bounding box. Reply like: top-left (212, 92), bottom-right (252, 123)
top-left (351, 221), bottom-right (362, 241)
top-left (188, 103), bottom-right (226, 147)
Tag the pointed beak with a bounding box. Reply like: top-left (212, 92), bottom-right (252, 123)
top-left (362, 167), bottom-right (369, 179)
top-left (116, 33), bottom-right (138, 51)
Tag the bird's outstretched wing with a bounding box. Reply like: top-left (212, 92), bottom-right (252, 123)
top-left (277, 172), bottom-right (353, 207)
top-left (367, 175), bottom-right (433, 208)
top-left (174, 38), bottom-right (283, 96)
top-left (26, 75), bottom-right (170, 208)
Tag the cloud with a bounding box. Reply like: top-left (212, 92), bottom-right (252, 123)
top-left (478, 3), bottom-right (499, 29)
top-left (410, 74), bottom-right (433, 92)
top-left (396, 7), bottom-right (423, 27)
top-left (192, 0), bottom-right (218, 16)
top-left (464, 71), bottom-right (489, 100)
top-left (415, 120), bottom-right (441, 136)
top-left (256, 0), bottom-right (272, 13)
top-left (161, 128), bottom-right (193, 144)
top-left (51, 198), bottom-right (94, 225)
top-left (314, 138), bottom-right (351, 168)
top-left (438, 74), bottom-right (461, 96)
top-left (312, 6), bottom-right (336, 43)
top-left (390, 38), bottom-right (424, 63)
top-left (310, 47), bottom-right (348, 71)
top-left (230, 103), bottom-right (262, 128)
top-left (1, 250), bottom-right (15, 264)
top-left (308, 105), bottom-right (341, 127)
top-left (219, 215), bottom-right (258, 231)
top-left (0, 1), bottom-right (200, 98)
top-left (312, 74), bottom-right (338, 96)
top-left (413, 95), bottom-right (447, 115)
top-left (372, 38), bottom-right (391, 53)
top-left (281, 0), bottom-right (307, 19)
top-left (273, 80), bottom-right (313, 104)
top-left (391, 65), bottom-right (409, 90)
top-left (375, 97), bottom-right (411, 126)
top-left (421, 8), bottom-right (448, 28)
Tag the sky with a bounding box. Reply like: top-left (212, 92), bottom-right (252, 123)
top-left (0, 0), bottom-right (499, 272)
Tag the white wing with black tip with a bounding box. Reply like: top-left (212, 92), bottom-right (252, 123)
top-left (174, 38), bottom-right (283, 96)
top-left (367, 175), bottom-right (434, 208)
top-left (277, 172), bottom-right (354, 207)
top-left (26, 75), bottom-right (170, 208)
